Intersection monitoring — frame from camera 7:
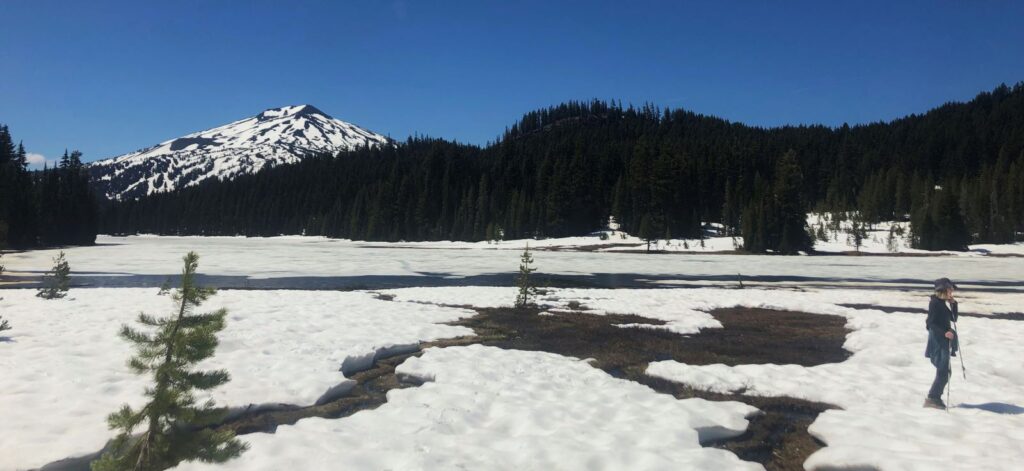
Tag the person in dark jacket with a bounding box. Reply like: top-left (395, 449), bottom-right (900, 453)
top-left (924, 277), bottom-right (959, 409)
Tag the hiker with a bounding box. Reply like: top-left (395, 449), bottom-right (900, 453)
top-left (924, 277), bottom-right (959, 409)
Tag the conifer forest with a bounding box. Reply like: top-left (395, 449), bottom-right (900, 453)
top-left (98, 84), bottom-right (1024, 252)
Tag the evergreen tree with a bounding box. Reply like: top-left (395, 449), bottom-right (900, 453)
top-left (514, 243), bottom-right (538, 309)
top-left (0, 225), bottom-right (6, 273)
top-left (91, 252), bottom-right (245, 471)
top-left (814, 222), bottom-right (828, 242)
top-left (772, 151), bottom-right (813, 254)
top-left (37, 251), bottom-right (70, 299)
top-left (0, 316), bottom-right (9, 334)
top-left (929, 187), bottom-right (971, 251)
top-left (740, 173), bottom-right (769, 252)
top-left (638, 214), bottom-right (656, 252)
top-left (847, 219), bottom-right (868, 252)
top-left (911, 186), bottom-right (971, 251)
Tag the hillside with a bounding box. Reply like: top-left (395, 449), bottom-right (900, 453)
top-left (100, 84), bottom-right (1024, 251)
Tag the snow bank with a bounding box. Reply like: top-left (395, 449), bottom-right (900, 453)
top-left (806, 212), bottom-right (1024, 256)
top-left (174, 345), bottom-right (761, 471)
top-left (0, 289), bottom-right (474, 470)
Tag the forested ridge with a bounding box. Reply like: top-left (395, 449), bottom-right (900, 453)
top-left (100, 83), bottom-right (1024, 252)
top-left (0, 126), bottom-right (98, 249)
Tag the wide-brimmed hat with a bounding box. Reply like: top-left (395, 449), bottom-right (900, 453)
top-left (934, 277), bottom-right (958, 290)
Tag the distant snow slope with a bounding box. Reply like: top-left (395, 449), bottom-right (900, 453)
top-left (88, 105), bottom-right (390, 200)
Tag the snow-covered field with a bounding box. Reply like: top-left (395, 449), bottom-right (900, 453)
top-left (174, 345), bottom-right (761, 471)
top-left (2, 235), bottom-right (1022, 470)
top-left (0, 289), bottom-right (475, 470)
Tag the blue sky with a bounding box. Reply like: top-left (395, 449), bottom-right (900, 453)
top-left (2, 1), bottom-right (1023, 166)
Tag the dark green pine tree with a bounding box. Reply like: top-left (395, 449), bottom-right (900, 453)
top-left (740, 202), bottom-right (766, 252)
top-left (929, 187), bottom-right (972, 251)
top-left (772, 150), bottom-right (813, 254)
top-left (911, 185), bottom-right (971, 251)
top-left (721, 180), bottom-right (739, 236)
top-left (36, 251), bottom-right (71, 299)
top-left (0, 242), bottom-right (7, 333)
top-left (6, 141), bottom-right (38, 248)
top-left (514, 243), bottom-right (538, 309)
top-left (0, 127), bottom-right (15, 247)
top-left (847, 218), bottom-right (868, 252)
top-left (91, 252), bottom-right (246, 471)
top-left (740, 175), bottom-right (771, 253)
top-left (637, 214), bottom-right (656, 252)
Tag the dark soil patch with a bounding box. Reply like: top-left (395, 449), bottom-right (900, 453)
top-left (638, 374), bottom-right (831, 470)
top-left (449, 306), bottom-right (850, 470)
top-left (453, 306), bottom-right (850, 370)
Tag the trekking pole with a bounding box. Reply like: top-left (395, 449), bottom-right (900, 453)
top-left (946, 341), bottom-right (953, 411)
top-left (952, 319), bottom-right (966, 380)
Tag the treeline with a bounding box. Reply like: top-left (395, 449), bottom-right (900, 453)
top-left (0, 125), bottom-right (99, 249)
top-left (100, 83), bottom-right (1024, 252)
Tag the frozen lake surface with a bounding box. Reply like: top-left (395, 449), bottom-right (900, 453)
top-left (3, 235), bottom-right (1022, 292)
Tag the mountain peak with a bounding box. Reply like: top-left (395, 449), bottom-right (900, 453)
top-left (89, 105), bottom-right (389, 200)
top-left (256, 104), bottom-right (331, 121)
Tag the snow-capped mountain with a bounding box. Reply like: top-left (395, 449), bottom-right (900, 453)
top-left (89, 105), bottom-right (390, 200)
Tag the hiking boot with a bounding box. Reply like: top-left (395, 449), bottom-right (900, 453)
top-left (923, 397), bottom-right (946, 409)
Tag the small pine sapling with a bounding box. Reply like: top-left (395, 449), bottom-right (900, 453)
top-left (847, 220), bottom-right (868, 252)
top-left (815, 222), bottom-right (829, 242)
top-left (514, 243), bottom-right (538, 309)
top-left (37, 251), bottom-right (71, 299)
top-left (91, 252), bottom-right (245, 471)
top-left (0, 316), bottom-right (10, 333)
